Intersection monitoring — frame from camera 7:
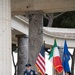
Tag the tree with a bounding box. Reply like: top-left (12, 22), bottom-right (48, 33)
top-left (12, 44), bottom-right (18, 75)
top-left (53, 11), bottom-right (75, 28)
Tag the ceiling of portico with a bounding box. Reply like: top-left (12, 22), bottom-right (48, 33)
top-left (11, 0), bottom-right (75, 15)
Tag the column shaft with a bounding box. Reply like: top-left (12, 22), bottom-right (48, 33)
top-left (17, 35), bottom-right (28, 75)
top-left (29, 13), bottom-right (43, 71)
top-left (0, 0), bottom-right (11, 75)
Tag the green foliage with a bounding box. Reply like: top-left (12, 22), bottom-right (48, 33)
top-left (53, 11), bottom-right (75, 28)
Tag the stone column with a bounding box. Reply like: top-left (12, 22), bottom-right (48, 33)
top-left (0, 0), bottom-right (12, 75)
top-left (17, 35), bottom-right (28, 75)
top-left (28, 12), bottom-right (43, 72)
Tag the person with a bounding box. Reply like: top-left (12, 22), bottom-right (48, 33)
top-left (24, 63), bottom-right (37, 75)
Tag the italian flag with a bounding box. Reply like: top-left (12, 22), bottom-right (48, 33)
top-left (49, 40), bottom-right (63, 74)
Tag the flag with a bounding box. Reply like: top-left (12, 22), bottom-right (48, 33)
top-left (49, 40), bottom-right (63, 74)
top-left (35, 44), bottom-right (45, 75)
top-left (62, 40), bottom-right (70, 72)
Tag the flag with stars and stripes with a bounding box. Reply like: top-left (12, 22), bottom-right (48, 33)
top-left (35, 44), bottom-right (45, 75)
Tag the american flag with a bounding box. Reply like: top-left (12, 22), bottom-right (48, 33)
top-left (35, 44), bottom-right (45, 75)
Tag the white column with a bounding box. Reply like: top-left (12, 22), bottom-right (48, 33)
top-left (0, 0), bottom-right (12, 75)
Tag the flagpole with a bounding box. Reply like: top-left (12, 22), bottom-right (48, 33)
top-left (44, 40), bottom-right (45, 44)
top-left (54, 36), bottom-right (56, 40)
top-left (54, 36), bottom-right (57, 40)
top-left (44, 40), bottom-right (45, 48)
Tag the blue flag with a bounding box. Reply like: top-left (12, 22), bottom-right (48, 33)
top-left (62, 40), bottom-right (70, 72)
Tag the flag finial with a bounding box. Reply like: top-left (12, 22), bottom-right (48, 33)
top-left (44, 40), bottom-right (45, 44)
